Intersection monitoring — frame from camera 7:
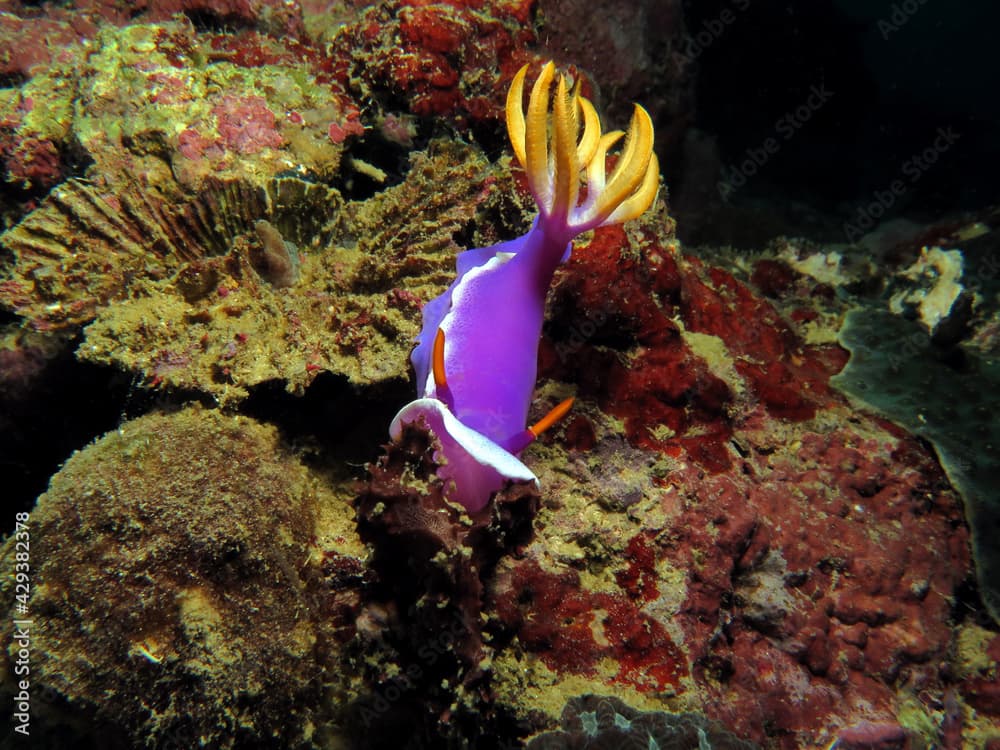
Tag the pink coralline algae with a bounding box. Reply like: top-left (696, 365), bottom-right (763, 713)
top-left (176, 127), bottom-right (224, 161)
top-left (327, 115), bottom-right (365, 144)
top-left (0, 13), bottom-right (361, 204)
top-left (2, 136), bottom-right (64, 191)
top-left (0, 12), bottom-right (98, 78)
top-left (212, 95), bottom-right (285, 154)
top-left (687, 428), bottom-right (966, 742)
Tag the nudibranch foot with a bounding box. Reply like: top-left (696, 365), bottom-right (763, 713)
top-left (389, 398), bottom-right (538, 514)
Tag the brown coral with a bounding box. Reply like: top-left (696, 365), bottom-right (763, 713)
top-left (1, 140), bottom-right (500, 404)
top-left (0, 174), bottom-right (339, 329)
top-left (0, 406), bottom-right (367, 748)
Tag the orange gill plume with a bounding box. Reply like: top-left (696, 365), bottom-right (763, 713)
top-left (505, 61), bottom-right (660, 235)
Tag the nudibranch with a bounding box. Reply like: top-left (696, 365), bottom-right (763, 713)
top-left (390, 61), bottom-right (660, 513)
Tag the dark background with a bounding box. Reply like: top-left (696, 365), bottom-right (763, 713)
top-left (672, 0), bottom-right (998, 245)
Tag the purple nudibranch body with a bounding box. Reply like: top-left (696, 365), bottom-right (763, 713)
top-left (390, 61), bottom-right (660, 512)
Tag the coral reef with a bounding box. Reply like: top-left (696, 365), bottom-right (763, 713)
top-left (0, 1), bottom-right (996, 748)
top-left (761, 232), bottom-right (1000, 631)
top-left (485, 215), bottom-right (976, 747)
top-left (0, 17), bottom-right (351, 196)
top-left (330, 0), bottom-right (538, 122)
top-left (1, 175), bottom-right (340, 329)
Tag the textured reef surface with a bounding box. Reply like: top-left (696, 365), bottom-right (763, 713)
top-left (1, 1), bottom-right (998, 749)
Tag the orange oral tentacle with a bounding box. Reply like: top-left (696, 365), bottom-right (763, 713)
top-left (528, 397), bottom-right (575, 438)
top-left (432, 328), bottom-right (447, 389)
top-left (432, 327), bottom-right (456, 411)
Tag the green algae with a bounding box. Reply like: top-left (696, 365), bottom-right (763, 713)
top-left (832, 306), bottom-right (1000, 622)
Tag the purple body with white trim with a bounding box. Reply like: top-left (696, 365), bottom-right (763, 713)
top-left (389, 61), bottom-right (660, 513)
